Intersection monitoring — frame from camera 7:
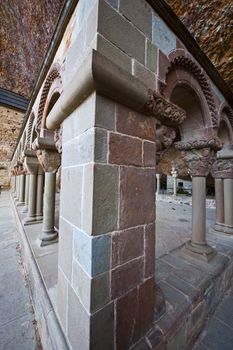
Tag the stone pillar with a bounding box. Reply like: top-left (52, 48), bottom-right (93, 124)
top-left (223, 178), bottom-right (233, 233)
top-left (22, 174), bottom-right (30, 213)
top-left (156, 174), bottom-right (161, 194)
top-left (175, 138), bottom-right (222, 261)
top-left (37, 149), bottom-right (60, 246)
top-left (215, 178), bottom-right (224, 226)
top-left (17, 174), bottom-right (26, 206)
top-left (23, 150), bottom-right (39, 225)
top-left (15, 175), bottom-right (19, 200)
top-left (36, 169), bottom-right (44, 222)
top-left (171, 166), bottom-right (178, 196)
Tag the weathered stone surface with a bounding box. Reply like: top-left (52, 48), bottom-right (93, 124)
top-left (119, 0), bottom-right (152, 38)
top-left (144, 223), bottom-right (156, 278)
top-left (119, 167), bottom-right (155, 229)
top-left (143, 141), bottom-right (156, 167)
top-left (111, 257), bottom-right (143, 299)
top-left (146, 39), bottom-right (158, 73)
top-left (95, 94), bottom-right (116, 131)
top-left (111, 226), bottom-right (144, 267)
top-left (133, 59), bottom-right (156, 89)
top-left (57, 268), bottom-right (68, 331)
top-left (152, 14), bottom-right (176, 54)
top-left (116, 104), bottom-right (156, 141)
top-left (109, 133), bottom-right (142, 166)
top-left (98, 0), bottom-right (146, 64)
top-left (58, 218), bottom-right (73, 281)
top-left (167, 322), bottom-right (188, 350)
top-left (94, 128), bottom-right (108, 163)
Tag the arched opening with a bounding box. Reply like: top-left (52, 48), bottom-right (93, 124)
top-left (218, 118), bottom-right (231, 146)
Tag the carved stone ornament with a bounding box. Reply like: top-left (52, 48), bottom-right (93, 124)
top-left (211, 159), bottom-right (233, 179)
top-left (156, 125), bottom-right (176, 165)
top-left (144, 89), bottom-right (186, 125)
top-left (54, 127), bottom-right (62, 154)
top-left (37, 149), bottom-right (61, 173)
top-left (175, 137), bottom-right (222, 177)
top-left (23, 150), bottom-right (39, 175)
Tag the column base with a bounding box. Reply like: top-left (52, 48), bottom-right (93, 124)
top-left (21, 206), bottom-right (28, 213)
top-left (23, 216), bottom-right (39, 226)
top-left (16, 201), bottom-right (25, 207)
top-left (36, 216), bottom-right (43, 223)
top-left (213, 223), bottom-right (233, 235)
top-left (40, 231), bottom-right (58, 247)
top-left (185, 240), bottom-right (216, 262)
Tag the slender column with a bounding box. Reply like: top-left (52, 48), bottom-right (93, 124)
top-left (15, 175), bottom-right (19, 200)
top-left (223, 178), bottom-right (233, 233)
top-left (17, 174), bottom-right (25, 206)
top-left (214, 178), bottom-right (224, 227)
top-left (171, 166), bottom-right (178, 196)
top-left (22, 174), bottom-right (30, 213)
top-left (24, 174), bottom-right (37, 225)
top-left (36, 172), bottom-right (44, 222)
top-left (40, 172), bottom-right (57, 245)
top-left (156, 174), bottom-right (161, 194)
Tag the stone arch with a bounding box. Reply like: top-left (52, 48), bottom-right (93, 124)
top-left (36, 63), bottom-right (62, 131)
top-left (42, 90), bottom-right (61, 130)
top-left (21, 131), bottom-right (27, 151)
top-left (160, 53), bottom-right (218, 129)
top-left (26, 112), bottom-right (35, 148)
top-left (218, 103), bottom-right (233, 145)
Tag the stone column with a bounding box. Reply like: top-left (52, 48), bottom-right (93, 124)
top-left (37, 149), bottom-right (60, 246)
top-left (14, 175), bottom-right (19, 200)
top-left (17, 174), bottom-right (26, 206)
top-left (215, 178), bottom-right (224, 226)
top-left (22, 174), bottom-right (30, 213)
top-left (23, 150), bottom-right (39, 225)
top-left (156, 174), bottom-right (161, 194)
top-left (175, 137), bottom-right (222, 261)
top-left (36, 168), bottom-right (44, 222)
top-left (223, 178), bottom-right (233, 233)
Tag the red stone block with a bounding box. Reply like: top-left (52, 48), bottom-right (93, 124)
top-left (116, 104), bottom-right (156, 141)
top-left (111, 226), bottom-right (144, 268)
top-left (119, 167), bottom-right (155, 229)
top-left (109, 133), bottom-right (142, 166)
top-left (143, 141), bottom-right (156, 167)
top-left (144, 223), bottom-right (156, 278)
top-left (111, 257), bottom-right (143, 299)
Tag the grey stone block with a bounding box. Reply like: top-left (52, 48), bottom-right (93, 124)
top-left (152, 14), bottom-right (176, 54)
top-left (98, 0), bottom-right (146, 64)
top-left (167, 322), bottom-right (188, 350)
top-left (57, 267), bottom-right (68, 332)
top-left (96, 34), bottom-right (132, 73)
top-left (189, 301), bottom-right (205, 337)
top-left (133, 59), bottom-right (156, 89)
top-left (58, 217), bottom-right (73, 281)
top-left (60, 167), bottom-right (83, 228)
top-left (94, 127), bottom-right (108, 163)
top-left (119, 0), bottom-right (152, 39)
top-left (95, 94), bottom-right (116, 131)
top-left (146, 39), bottom-right (158, 73)
top-left (201, 318), bottom-right (233, 350)
top-left (215, 295), bottom-right (233, 327)
top-left (105, 0), bottom-right (118, 9)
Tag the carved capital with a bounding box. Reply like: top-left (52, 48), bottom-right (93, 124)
top-left (211, 159), bottom-right (233, 179)
top-left (175, 137), bottom-right (222, 177)
top-left (156, 125), bottom-right (176, 165)
top-left (144, 89), bottom-right (186, 126)
top-left (37, 149), bottom-right (61, 173)
top-left (23, 150), bottom-right (39, 175)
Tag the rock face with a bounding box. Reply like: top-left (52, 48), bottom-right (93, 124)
top-left (167, 0), bottom-right (233, 90)
top-left (0, 0), bottom-right (64, 97)
top-left (0, 106), bottom-right (24, 187)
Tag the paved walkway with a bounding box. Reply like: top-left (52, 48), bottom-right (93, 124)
top-left (194, 290), bottom-right (233, 350)
top-left (0, 191), bottom-right (39, 350)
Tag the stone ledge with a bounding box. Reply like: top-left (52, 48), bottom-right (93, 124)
top-left (10, 194), bottom-right (68, 350)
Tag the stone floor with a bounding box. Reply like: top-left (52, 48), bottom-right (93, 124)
top-left (0, 192), bottom-right (39, 350)
top-left (194, 290), bottom-right (233, 350)
top-left (156, 199), bottom-right (216, 257)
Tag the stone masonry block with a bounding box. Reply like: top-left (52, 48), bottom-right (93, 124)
top-left (73, 228), bottom-right (110, 277)
top-left (109, 132), bottom-right (142, 166)
top-left (96, 34), bottom-right (132, 73)
top-left (119, 0), bottom-right (152, 39)
top-left (92, 164), bottom-right (119, 235)
top-left (111, 257), bottom-right (143, 299)
top-left (58, 217), bottom-right (73, 281)
top-left (146, 39), bottom-right (158, 73)
top-left (152, 14), bottom-right (176, 54)
top-left (116, 104), bottom-right (156, 141)
top-left (57, 267), bottom-right (68, 332)
top-left (144, 222), bottom-right (156, 278)
top-left (111, 226), bottom-right (144, 268)
top-left (60, 166), bottom-right (83, 228)
top-left (98, 0), bottom-right (146, 64)
top-left (72, 259), bottom-right (110, 313)
top-left (94, 127), bottom-right (108, 163)
top-left (90, 302), bottom-right (114, 349)
top-left (133, 59), bottom-right (156, 90)
top-left (143, 140), bottom-right (156, 167)
top-left (119, 167), bottom-right (155, 229)
top-left (95, 94), bottom-right (116, 131)
top-left (81, 164), bottom-right (94, 234)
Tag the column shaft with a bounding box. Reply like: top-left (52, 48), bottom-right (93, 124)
top-left (224, 178), bottom-right (233, 227)
top-left (22, 175), bottom-right (30, 213)
top-left (215, 178), bottom-right (224, 225)
top-left (17, 174), bottom-right (25, 205)
top-left (24, 174), bottom-right (37, 225)
top-left (156, 174), bottom-right (161, 194)
top-left (192, 177), bottom-right (206, 245)
top-left (36, 174), bottom-right (44, 221)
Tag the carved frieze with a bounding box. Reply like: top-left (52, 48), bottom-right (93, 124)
top-left (37, 149), bottom-right (61, 173)
top-left (156, 125), bottom-right (176, 165)
top-left (211, 159), bottom-right (233, 179)
top-left (175, 137), bottom-right (222, 177)
top-left (144, 89), bottom-right (186, 125)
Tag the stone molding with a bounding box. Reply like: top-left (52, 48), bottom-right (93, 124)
top-left (162, 55), bottom-right (218, 128)
top-left (36, 63), bottom-right (61, 131)
top-left (37, 149), bottom-right (60, 173)
top-left (156, 125), bottom-right (176, 165)
top-left (211, 158), bottom-right (233, 179)
top-left (175, 137), bottom-right (222, 176)
top-left (144, 89), bottom-right (186, 125)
